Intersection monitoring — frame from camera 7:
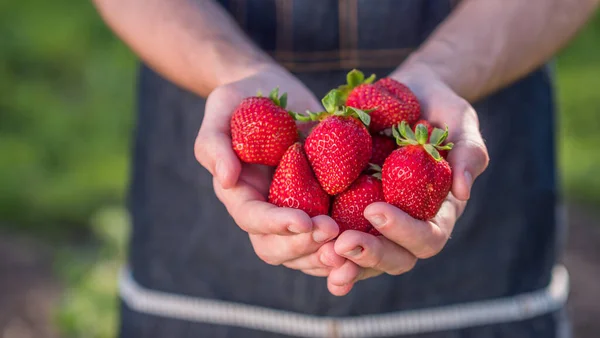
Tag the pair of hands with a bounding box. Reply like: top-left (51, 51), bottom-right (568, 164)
top-left (194, 64), bottom-right (489, 296)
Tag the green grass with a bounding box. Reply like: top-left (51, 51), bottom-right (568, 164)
top-left (0, 0), bottom-right (135, 234)
top-left (556, 11), bottom-right (600, 205)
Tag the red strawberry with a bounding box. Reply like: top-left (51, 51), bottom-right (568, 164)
top-left (268, 143), bottom-right (330, 217)
top-left (382, 122), bottom-right (454, 220)
top-left (370, 135), bottom-right (397, 167)
top-left (301, 90), bottom-right (373, 195)
top-left (331, 175), bottom-right (384, 235)
top-left (412, 120), bottom-right (434, 135)
top-left (231, 88), bottom-right (298, 166)
top-left (375, 77), bottom-right (421, 118)
top-left (412, 120), bottom-right (450, 159)
top-left (341, 70), bottom-right (420, 133)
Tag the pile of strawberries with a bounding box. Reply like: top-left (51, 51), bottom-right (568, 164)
top-left (230, 70), bottom-right (453, 235)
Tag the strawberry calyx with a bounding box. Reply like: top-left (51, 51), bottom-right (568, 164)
top-left (292, 89), bottom-right (371, 127)
top-left (367, 163), bottom-right (383, 180)
top-left (392, 121), bottom-right (454, 161)
top-left (337, 69), bottom-right (376, 101)
top-left (257, 87), bottom-right (288, 109)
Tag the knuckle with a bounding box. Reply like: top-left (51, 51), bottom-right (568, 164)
top-left (415, 226), bottom-right (448, 259)
top-left (387, 255), bottom-right (417, 276)
top-left (254, 246), bottom-right (282, 266)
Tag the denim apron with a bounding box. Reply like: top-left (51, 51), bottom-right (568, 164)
top-left (119, 1), bottom-right (568, 337)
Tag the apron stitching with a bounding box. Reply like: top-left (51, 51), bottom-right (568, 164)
top-left (120, 266), bottom-right (569, 337)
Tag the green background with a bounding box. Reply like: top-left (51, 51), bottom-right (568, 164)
top-left (1, 1), bottom-right (599, 337)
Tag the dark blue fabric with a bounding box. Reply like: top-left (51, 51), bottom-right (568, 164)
top-left (119, 0), bottom-right (563, 337)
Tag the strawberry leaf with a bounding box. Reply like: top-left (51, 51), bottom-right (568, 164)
top-left (369, 163), bottom-right (382, 172)
top-left (322, 89), bottom-right (342, 113)
top-left (372, 172), bottom-right (382, 180)
top-left (269, 87), bottom-right (280, 104)
top-left (346, 107), bottom-right (371, 127)
top-left (364, 73), bottom-right (376, 84)
top-left (392, 125), bottom-right (401, 141)
top-left (424, 144), bottom-right (443, 161)
top-left (279, 92), bottom-right (288, 109)
top-left (435, 142), bottom-right (454, 151)
top-left (347, 69), bottom-right (364, 88)
top-left (400, 121), bottom-right (417, 141)
top-left (430, 126), bottom-right (449, 146)
top-left (415, 124), bottom-right (429, 144)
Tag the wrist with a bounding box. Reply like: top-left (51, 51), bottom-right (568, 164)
top-left (209, 42), bottom-right (281, 88)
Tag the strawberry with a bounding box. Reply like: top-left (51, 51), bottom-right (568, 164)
top-left (341, 70), bottom-right (420, 133)
top-left (382, 122), bottom-right (454, 220)
top-left (231, 88), bottom-right (298, 166)
top-left (370, 134), bottom-right (397, 167)
top-left (375, 77), bottom-right (421, 118)
top-left (412, 120), bottom-right (449, 159)
top-left (412, 120), bottom-right (434, 135)
top-left (268, 142), bottom-right (330, 217)
top-left (300, 90), bottom-right (373, 195)
top-left (331, 174), bottom-right (384, 235)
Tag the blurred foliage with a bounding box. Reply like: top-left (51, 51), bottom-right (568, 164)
top-left (0, 0), bottom-right (599, 337)
top-left (55, 206), bottom-right (129, 338)
top-left (556, 11), bottom-right (600, 206)
top-left (0, 0), bottom-right (135, 233)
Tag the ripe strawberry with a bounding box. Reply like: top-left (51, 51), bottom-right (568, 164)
top-left (268, 143), bottom-right (330, 217)
top-left (412, 120), bottom-right (449, 159)
top-left (382, 122), bottom-right (454, 220)
top-left (301, 90), bottom-right (373, 195)
top-left (370, 135), bottom-right (397, 167)
top-left (412, 120), bottom-right (434, 135)
top-left (331, 175), bottom-right (384, 235)
top-left (375, 77), bottom-right (421, 118)
top-left (231, 88), bottom-right (298, 166)
top-left (341, 70), bottom-right (420, 133)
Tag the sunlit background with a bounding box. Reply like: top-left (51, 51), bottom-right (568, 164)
top-left (1, 2), bottom-right (599, 338)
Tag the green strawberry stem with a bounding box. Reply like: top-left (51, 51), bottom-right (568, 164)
top-left (256, 87), bottom-right (288, 108)
top-left (292, 89), bottom-right (371, 127)
top-left (392, 121), bottom-right (454, 161)
top-left (337, 69), bottom-right (376, 102)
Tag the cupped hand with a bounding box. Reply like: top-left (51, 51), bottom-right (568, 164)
top-left (327, 65), bottom-right (490, 296)
top-left (194, 65), bottom-right (345, 274)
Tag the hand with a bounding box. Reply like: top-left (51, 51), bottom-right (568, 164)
top-left (327, 64), bottom-right (490, 296)
top-left (195, 65), bottom-right (345, 275)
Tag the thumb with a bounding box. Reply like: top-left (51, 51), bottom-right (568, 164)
top-left (194, 88), bottom-right (243, 189)
top-left (447, 135), bottom-right (489, 201)
top-left (194, 130), bottom-right (242, 189)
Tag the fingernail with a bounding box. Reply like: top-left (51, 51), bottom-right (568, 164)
top-left (344, 247), bottom-right (363, 257)
top-left (367, 214), bottom-right (386, 228)
top-left (312, 229), bottom-right (331, 243)
top-left (288, 224), bottom-right (305, 234)
top-left (464, 171), bottom-right (473, 189)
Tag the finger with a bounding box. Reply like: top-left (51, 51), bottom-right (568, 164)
top-left (283, 241), bottom-right (345, 271)
top-left (364, 202), bottom-right (449, 259)
top-left (328, 260), bottom-right (362, 287)
top-left (447, 110), bottom-right (489, 201)
top-left (302, 268), bottom-right (331, 277)
top-left (327, 282), bottom-right (354, 297)
top-left (334, 231), bottom-right (417, 275)
top-left (214, 179), bottom-right (312, 235)
top-left (195, 90), bottom-right (245, 188)
top-left (249, 216), bottom-right (339, 265)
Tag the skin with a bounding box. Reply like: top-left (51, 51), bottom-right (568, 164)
top-left (94, 0), bottom-right (599, 296)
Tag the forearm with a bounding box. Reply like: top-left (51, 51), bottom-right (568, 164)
top-left (396, 0), bottom-right (599, 102)
top-left (93, 0), bottom-right (275, 97)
